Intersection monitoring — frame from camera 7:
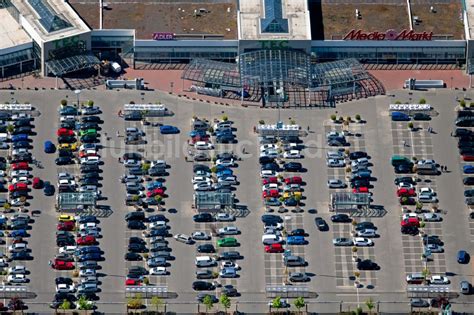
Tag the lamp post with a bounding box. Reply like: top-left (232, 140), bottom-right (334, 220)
top-left (74, 89), bottom-right (81, 107)
top-left (276, 88), bottom-right (283, 124)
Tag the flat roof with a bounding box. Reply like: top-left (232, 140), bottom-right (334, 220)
top-left (467, 0), bottom-right (474, 39)
top-left (411, 2), bottom-right (464, 39)
top-left (70, 2), bottom-right (238, 40)
top-left (0, 9), bottom-right (32, 50)
top-left (239, 0), bottom-right (311, 40)
top-left (313, 3), bottom-right (410, 40)
top-left (11, 0), bottom-right (90, 43)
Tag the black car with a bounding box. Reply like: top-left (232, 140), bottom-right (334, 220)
top-left (81, 116), bottom-right (102, 123)
top-left (221, 284), bottom-right (238, 297)
top-left (283, 162), bottom-right (303, 172)
top-left (331, 214), bottom-right (352, 223)
top-left (216, 134), bottom-right (235, 143)
top-left (57, 238), bottom-right (75, 246)
top-left (58, 149), bottom-right (74, 158)
top-left (55, 277), bottom-right (73, 285)
top-left (394, 164), bottom-right (413, 174)
top-left (349, 151), bottom-right (368, 160)
top-left (261, 162), bottom-right (280, 172)
top-left (128, 266), bottom-right (148, 276)
top-left (127, 220), bottom-right (146, 230)
top-left (350, 179), bottom-right (370, 188)
top-left (81, 164), bottom-right (100, 173)
top-left (147, 214), bottom-right (168, 223)
top-left (196, 270), bottom-right (214, 280)
top-left (192, 281), bottom-right (214, 291)
top-left (128, 243), bottom-right (148, 253)
top-left (454, 128), bottom-right (474, 137)
top-left (12, 141), bottom-right (29, 149)
top-left (259, 156), bottom-right (275, 165)
top-left (261, 214), bottom-right (283, 224)
top-left (128, 167), bottom-right (147, 176)
top-left (458, 141), bottom-right (474, 149)
top-left (219, 251), bottom-right (241, 260)
top-left (460, 147), bottom-right (474, 155)
top-left (193, 213), bottom-right (214, 222)
top-left (124, 112), bottom-right (142, 121)
top-left (314, 217), bottom-right (329, 231)
top-left (54, 292), bottom-right (76, 302)
top-left (197, 244), bottom-right (215, 253)
top-left (80, 178), bottom-right (100, 186)
top-left (58, 136), bottom-right (75, 144)
top-left (10, 250), bottom-right (32, 260)
top-left (357, 259), bottom-right (379, 270)
top-left (465, 189), bottom-right (474, 197)
top-left (147, 228), bottom-right (168, 237)
top-left (13, 119), bottom-right (32, 127)
top-left (81, 123), bottom-right (100, 130)
top-left (60, 121), bottom-right (76, 129)
top-left (196, 293), bottom-right (218, 303)
top-left (80, 172), bottom-right (101, 180)
top-left (288, 228), bottom-right (305, 236)
top-left (55, 157), bottom-right (73, 165)
top-left (422, 235), bottom-right (443, 246)
top-left (412, 113), bottom-right (431, 121)
top-left (80, 135), bottom-right (98, 143)
top-left (394, 176), bottom-right (416, 185)
top-left (12, 127), bottom-right (32, 135)
top-left (464, 177), bottom-right (474, 185)
top-left (150, 242), bottom-right (170, 252)
top-left (355, 222), bottom-right (376, 231)
top-left (125, 211), bottom-right (145, 221)
top-left (401, 226), bottom-right (419, 235)
top-left (125, 252), bottom-right (143, 261)
top-left (123, 152), bottom-right (143, 161)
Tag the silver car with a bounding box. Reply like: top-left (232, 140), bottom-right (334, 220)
top-left (332, 238), bottom-right (353, 246)
top-left (327, 179), bottom-right (346, 188)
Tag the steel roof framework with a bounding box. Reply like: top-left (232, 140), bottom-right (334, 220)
top-left (181, 59), bottom-right (241, 87)
top-left (310, 58), bottom-right (372, 88)
top-left (46, 54), bottom-right (100, 77)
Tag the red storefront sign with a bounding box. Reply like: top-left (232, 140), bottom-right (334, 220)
top-left (343, 29), bottom-right (433, 41)
top-left (152, 32), bottom-right (175, 40)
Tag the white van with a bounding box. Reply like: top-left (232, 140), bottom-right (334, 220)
top-left (111, 62), bottom-right (121, 73)
top-left (195, 256), bottom-right (216, 267)
top-left (261, 234), bottom-right (283, 245)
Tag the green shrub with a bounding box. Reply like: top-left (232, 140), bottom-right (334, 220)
top-left (419, 98), bottom-right (427, 104)
top-left (60, 99), bottom-right (67, 106)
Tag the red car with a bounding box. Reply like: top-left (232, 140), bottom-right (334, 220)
top-left (57, 128), bottom-right (74, 136)
top-left (77, 235), bottom-right (96, 245)
top-left (400, 217), bottom-right (420, 227)
top-left (57, 221), bottom-right (75, 231)
top-left (462, 155), bottom-right (474, 161)
top-left (32, 177), bottom-right (42, 189)
top-left (262, 177), bottom-right (278, 185)
top-left (262, 189), bottom-right (279, 198)
top-left (353, 187), bottom-right (369, 194)
top-left (285, 176), bottom-right (302, 185)
top-left (51, 259), bottom-right (74, 270)
top-left (189, 135), bottom-right (210, 144)
top-left (265, 243), bottom-right (284, 253)
top-left (397, 188), bottom-right (416, 197)
top-left (146, 188), bottom-right (165, 198)
top-left (8, 183), bottom-right (28, 192)
top-left (11, 162), bottom-right (29, 170)
top-left (125, 278), bottom-right (142, 286)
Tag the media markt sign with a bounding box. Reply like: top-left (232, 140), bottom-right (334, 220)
top-left (343, 29), bottom-right (433, 41)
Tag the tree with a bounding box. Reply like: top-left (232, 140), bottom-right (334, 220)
top-left (294, 297), bottom-right (305, 313)
top-left (394, 100), bottom-right (402, 104)
top-left (330, 114), bottom-right (337, 121)
top-left (355, 114), bottom-right (361, 121)
top-left (60, 99), bottom-right (67, 106)
top-left (59, 299), bottom-right (71, 310)
top-left (6, 124), bottom-right (14, 134)
top-left (259, 120), bottom-right (265, 124)
top-left (219, 294), bottom-right (231, 313)
top-left (87, 100), bottom-right (94, 106)
top-left (408, 122), bottom-right (414, 130)
top-left (77, 295), bottom-right (94, 310)
top-left (141, 162), bottom-right (151, 172)
top-left (150, 296), bottom-right (164, 313)
top-left (365, 298), bottom-right (375, 314)
top-left (222, 115), bottom-right (228, 122)
top-left (419, 98), bottom-right (426, 104)
top-left (460, 99), bottom-right (466, 107)
top-left (271, 296), bottom-right (282, 309)
top-left (203, 294), bottom-right (215, 313)
top-left (421, 267), bottom-right (431, 281)
top-left (127, 294), bottom-right (143, 309)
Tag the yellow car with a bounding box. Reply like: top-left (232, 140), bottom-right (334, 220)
top-left (282, 191), bottom-right (302, 200)
top-left (58, 143), bottom-right (78, 151)
top-left (58, 214), bottom-right (75, 222)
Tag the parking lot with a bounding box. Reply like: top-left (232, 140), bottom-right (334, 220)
top-left (0, 88), bottom-right (472, 313)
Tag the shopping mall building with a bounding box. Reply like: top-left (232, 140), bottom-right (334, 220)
top-left (0, 0), bottom-right (474, 83)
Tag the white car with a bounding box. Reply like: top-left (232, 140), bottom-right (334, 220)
top-left (263, 227), bottom-right (282, 236)
top-left (192, 176), bottom-right (212, 184)
top-left (402, 213), bottom-right (419, 220)
top-left (80, 156), bottom-right (100, 165)
top-left (260, 170), bottom-right (279, 178)
top-left (260, 149), bottom-right (279, 159)
top-left (398, 182), bottom-right (414, 189)
top-left (10, 198), bottom-right (25, 207)
top-left (262, 183), bottom-right (279, 191)
top-left (327, 179), bottom-right (346, 188)
top-left (326, 131), bottom-right (344, 139)
top-left (149, 221), bottom-right (167, 229)
top-left (418, 159), bottom-right (436, 166)
top-left (423, 212), bottom-right (442, 222)
top-left (218, 226), bottom-right (240, 235)
top-left (8, 243), bottom-right (27, 253)
top-left (0, 258), bottom-right (9, 268)
top-left (11, 148), bottom-right (29, 156)
top-left (79, 223), bottom-right (97, 230)
top-left (353, 237), bottom-right (373, 246)
top-left (356, 229), bottom-right (376, 238)
top-left (59, 246), bottom-right (77, 255)
top-left (429, 275), bottom-right (450, 285)
top-left (58, 179), bottom-right (76, 187)
top-left (264, 222), bottom-right (283, 230)
top-left (10, 170), bottom-right (29, 178)
top-left (58, 172), bottom-right (74, 180)
top-left (260, 144), bottom-right (278, 152)
top-left (8, 265), bottom-right (27, 275)
top-left (60, 115), bottom-right (75, 122)
top-left (150, 160), bottom-right (167, 169)
top-left (351, 158), bottom-right (369, 167)
top-left (221, 261), bottom-right (240, 270)
top-left (79, 269), bottom-right (96, 277)
top-left (149, 267), bottom-right (167, 275)
top-left (283, 150), bottom-right (302, 159)
top-left (419, 187), bottom-right (436, 196)
top-left (193, 182), bottom-right (213, 191)
top-left (173, 234), bottom-right (192, 244)
top-left (283, 184), bottom-right (301, 192)
top-left (326, 151), bottom-right (344, 160)
top-left (217, 176), bottom-right (237, 185)
top-left (327, 159), bottom-right (345, 167)
top-left (215, 213), bottom-right (235, 222)
top-left (7, 274), bottom-right (27, 284)
top-left (124, 159), bottom-right (141, 168)
top-left (195, 141), bottom-right (214, 150)
top-left (216, 158), bottom-right (235, 167)
top-left (56, 283), bottom-right (75, 293)
top-left (418, 194), bottom-right (438, 203)
top-left (11, 177), bottom-right (28, 184)
top-left (192, 231), bottom-right (210, 240)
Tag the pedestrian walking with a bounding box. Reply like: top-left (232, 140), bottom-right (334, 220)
top-left (402, 140), bottom-right (407, 147)
top-left (116, 131), bottom-right (120, 137)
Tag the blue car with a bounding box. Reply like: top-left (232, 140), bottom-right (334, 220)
top-left (9, 229), bottom-right (27, 237)
top-left (391, 112), bottom-right (411, 121)
top-left (464, 165), bottom-right (474, 174)
top-left (44, 140), bottom-right (55, 153)
top-left (287, 235), bottom-right (305, 245)
top-left (76, 246), bottom-right (101, 255)
top-left (160, 125), bottom-right (180, 134)
top-left (457, 250), bottom-right (469, 264)
top-left (216, 169), bottom-right (233, 177)
top-left (189, 130), bottom-right (207, 137)
top-left (78, 253), bottom-right (102, 262)
top-left (11, 134), bottom-right (28, 142)
top-left (146, 181), bottom-right (163, 190)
